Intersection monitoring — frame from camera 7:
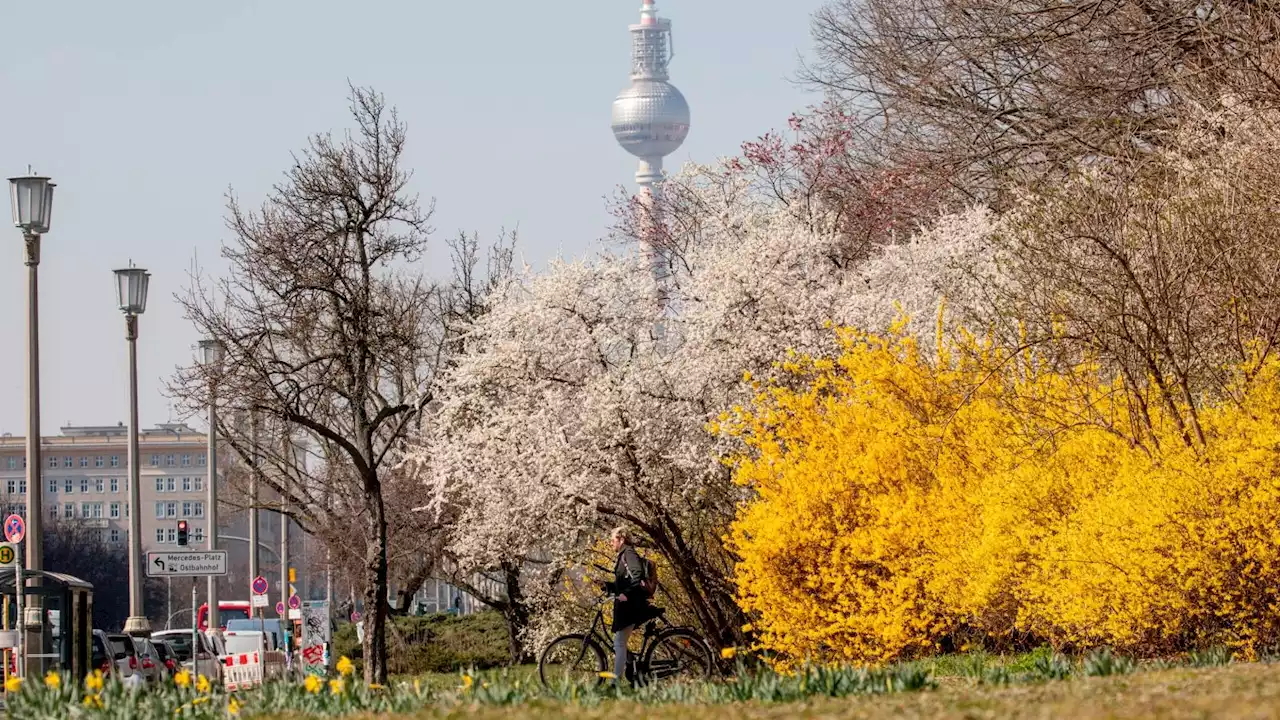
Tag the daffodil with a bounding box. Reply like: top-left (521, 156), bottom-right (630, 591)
top-left (304, 674), bottom-right (322, 694)
top-left (4, 675), bottom-right (21, 692)
top-left (598, 671), bottom-right (617, 680)
top-left (174, 669), bottom-right (192, 688)
top-left (227, 697), bottom-right (242, 716)
top-left (720, 646), bottom-right (737, 660)
top-left (81, 694), bottom-right (102, 708)
top-left (43, 670), bottom-right (60, 689)
top-left (85, 669), bottom-right (104, 693)
top-left (328, 678), bottom-right (344, 695)
top-left (195, 674), bottom-right (211, 694)
top-left (336, 655), bottom-right (354, 676)
top-left (369, 682), bottom-right (385, 690)
top-left (460, 673), bottom-right (474, 692)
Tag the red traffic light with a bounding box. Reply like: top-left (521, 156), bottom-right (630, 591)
top-left (177, 521), bottom-right (187, 530)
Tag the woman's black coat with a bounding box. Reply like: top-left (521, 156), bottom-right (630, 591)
top-left (605, 545), bottom-right (652, 632)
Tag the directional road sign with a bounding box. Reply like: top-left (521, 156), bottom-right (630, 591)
top-left (3, 514), bottom-right (25, 544)
top-left (251, 576), bottom-right (268, 595)
top-left (0, 543), bottom-right (17, 568)
top-left (145, 551), bottom-right (229, 577)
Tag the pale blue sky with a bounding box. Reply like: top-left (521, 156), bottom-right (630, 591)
top-left (0, 0), bottom-right (825, 435)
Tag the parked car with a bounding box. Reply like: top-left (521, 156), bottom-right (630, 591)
top-left (91, 630), bottom-right (115, 677)
top-left (153, 629), bottom-right (221, 682)
top-left (131, 638), bottom-right (165, 684)
top-left (105, 633), bottom-right (139, 683)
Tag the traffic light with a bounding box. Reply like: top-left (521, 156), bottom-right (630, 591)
top-left (177, 520), bottom-right (188, 547)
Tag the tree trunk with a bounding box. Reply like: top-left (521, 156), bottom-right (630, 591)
top-left (500, 562), bottom-right (533, 664)
top-left (361, 484), bottom-right (391, 684)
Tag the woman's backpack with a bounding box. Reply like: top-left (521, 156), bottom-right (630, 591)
top-left (639, 554), bottom-right (659, 599)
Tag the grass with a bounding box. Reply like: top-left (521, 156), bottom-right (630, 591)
top-left (334, 612), bottom-right (512, 676)
top-left (261, 661), bottom-right (1280, 719)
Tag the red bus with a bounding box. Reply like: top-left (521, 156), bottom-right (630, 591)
top-left (197, 601), bottom-right (252, 631)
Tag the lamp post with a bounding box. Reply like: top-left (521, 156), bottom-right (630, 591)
top-left (198, 339), bottom-right (224, 631)
top-left (115, 264), bottom-right (151, 636)
top-left (9, 171), bottom-right (54, 675)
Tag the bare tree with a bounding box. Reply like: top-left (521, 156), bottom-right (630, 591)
top-left (171, 85), bottom-right (436, 683)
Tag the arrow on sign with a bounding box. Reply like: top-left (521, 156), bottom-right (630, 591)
top-left (153, 557), bottom-right (166, 573)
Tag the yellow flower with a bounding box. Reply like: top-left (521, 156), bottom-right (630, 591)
top-left (85, 669), bottom-right (104, 693)
top-left (369, 682), bottom-right (385, 690)
top-left (336, 655), bottom-right (354, 676)
top-left (328, 678), bottom-right (344, 695)
top-left (82, 694), bottom-right (102, 708)
top-left (720, 647), bottom-right (737, 660)
top-left (413, 678), bottom-right (422, 695)
top-left (227, 697), bottom-right (242, 716)
top-left (196, 674), bottom-right (211, 694)
top-left (460, 674), bottom-right (474, 692)
top-left (44, 670), bottom-right (60, 689)
top-left (598, 671), bottom-right (617, 680)
top-left (741, 623), bottom-right (754, 633)
top-left (174, 669), bottom-right (192, 688)
top-left (4, 676), bottom-right (21, 692)
top-left (304, 674), bottom-right (322, 694)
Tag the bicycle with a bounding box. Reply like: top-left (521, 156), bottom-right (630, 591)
top-left (538, 593), bottom-right (713, 688)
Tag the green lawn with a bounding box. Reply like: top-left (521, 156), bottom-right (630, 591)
top-left (274, 662), bottom-right (1280, 719)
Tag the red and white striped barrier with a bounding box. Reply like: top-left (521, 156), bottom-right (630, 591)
top-left (223, 652), bottom-right (263, 692)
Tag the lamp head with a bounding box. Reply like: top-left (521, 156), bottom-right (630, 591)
top-left (8, 173), bottom-right (55, 234)
top-left (113, 264), bottom-right (151, 315)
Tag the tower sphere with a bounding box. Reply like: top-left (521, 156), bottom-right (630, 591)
top-left (612, 79), bottom-right (690, 159)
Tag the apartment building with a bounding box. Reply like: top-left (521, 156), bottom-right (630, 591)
top-left (0, 422), bottom-right (215, 553)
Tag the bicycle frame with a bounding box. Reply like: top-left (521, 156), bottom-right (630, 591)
top-left (574, 595), bottom-right (668, 672)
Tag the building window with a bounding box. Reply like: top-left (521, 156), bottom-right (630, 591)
top-left (64, 479), bottom-right (73, 494)
top-left (48, 506), bottom-right (57, 521)
top-left (155, 478), bottom-right (164, 493)
top-left (149, 455), bottom-right (160, 467)
top-left (80, 478), bottom-right (88, 493)
top-left (181, 454), bottom-right (191, 467)
top-left (197, 455), bottom-right (206, 466)
top-left (6, 480), bottom-right (14, 495)
top-left (166, 455), bottom-right (175, 467)
top-left (95, 478), bottom-right (104, 493)
top-left (155, 528), bottom-right (165, 543)
top-left (63, 457), bottom-right (72, 468)
top-left (18, 480), bottom-right (25, 495)
top-left (63, 504), bottom-right (73, 519)
top-left (193, 526), bottom-right (205, 543)
top-left (166, 528), bottom-right (176, 543)
top-left (79, 457), bottom-right (88, 468)
top-left (154, 502), bottom-right (164, 519)
top-left (46, 479), bottom-right (56, 495)
top-left (94, 456), bottom-right (103, 468)
top-left (110, 529), bottom-right (120, 543)
top-left (6, 458), bottom-right (15, 470)
top-left (80, 503), bottom-right (90, 519)
top-left (182, 477), bottom-right (192, 492)
top-left (193, 502), bottom-right (204, 518)
top-left (166, 478), bottom-right (176, 492)
top-left (166, 502), bottom-right (177, 518)
top-left (110, 455), bottom-right (119, 468)
top-left (110, 502), bottom-right (120, 519)
top-left (182, 501), bottom-right (191, 517)
top-left (124, 503), bottom-right (129, 518)
top-left (91, 503), bottom-right (103, 519)
top-left (194, 477), bottom-right (204, 492)
top-left (47, 456), bottom-right (56, 469)
top-left (110, 478), bottom-right (119, 493)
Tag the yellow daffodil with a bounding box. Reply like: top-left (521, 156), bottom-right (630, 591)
top-left (304, 674), bottom-right (322, 694)
top-left (598, 671), bottom-right (617, 680)
top-left (227, 697), bottom-right (242, 716)
top-left (195, 674), bottom-right (211, 694)
top-left (43, 670), bottom-right (60, 689)
top-left (720, 647), bottom-right (737, 660)
top-left (369, 682), bottom-right (385, 690)
top-left (413, 678), bottom-right (422, 695)
top-left (328, 678), bottom-right (344, 695)
top-left (460, 674), bottom-right (474, 692)
top-left (82, 694), bottom-right (102, 708)
top-left (336, 655), bottom-right (354, 677)
top-left (4, 676), bottom-right (21, 692)
top-left (85, 669), bottom-right (104, 693)
top-left (174, 669), bottom-right (192, 688)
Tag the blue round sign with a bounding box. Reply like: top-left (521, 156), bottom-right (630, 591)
top-left (3, 514), bottom-right (25, 544)
top-left (251, 575), bottom-right (268, 595)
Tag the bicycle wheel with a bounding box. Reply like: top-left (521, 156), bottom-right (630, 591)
top-left (642, 627), bottom-right (713, 684)
top-left (539, 633), bottom-right (609, 688)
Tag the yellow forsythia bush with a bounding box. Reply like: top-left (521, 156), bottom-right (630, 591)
top-left (721, 323), bottom-right (1280, 665)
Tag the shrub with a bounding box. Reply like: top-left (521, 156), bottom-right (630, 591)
top-left (723, 323), bottom-right (1280, 665)
top-left (332, 611), bottom-right (511, 675)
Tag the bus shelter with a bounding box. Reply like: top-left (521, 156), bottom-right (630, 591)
top-left (0, 570), bottom-right (93, 680)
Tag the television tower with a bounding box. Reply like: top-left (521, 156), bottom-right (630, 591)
top-left (611, 1), bottom-right (690, 284)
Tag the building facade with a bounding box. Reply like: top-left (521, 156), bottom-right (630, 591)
top-left (0, 422), bottom-right (214, 552)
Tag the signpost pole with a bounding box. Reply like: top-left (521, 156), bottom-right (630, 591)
top-left (12, 557), bottom-right (20, 678)
top-left (191, 577), bottom-right (197, 671)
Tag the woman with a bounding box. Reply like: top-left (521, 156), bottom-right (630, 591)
top-left (603, 526), bottom-right (651, 685)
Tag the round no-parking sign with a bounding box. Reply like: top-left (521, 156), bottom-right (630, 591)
top-left (3, 514), bottom-right (25, 544)
top-left (251, 575), bottom-right (268, 595)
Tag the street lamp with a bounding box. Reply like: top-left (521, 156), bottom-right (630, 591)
top-left (115, 264), bottom-right (151, 636)
top-left (198, 339), bottom-right (224, 630)
top-left (9, 171), bottom-right (54, 675)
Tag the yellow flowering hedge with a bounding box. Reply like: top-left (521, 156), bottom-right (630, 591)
top-left (722, 324), bottom-right (1280, 665)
